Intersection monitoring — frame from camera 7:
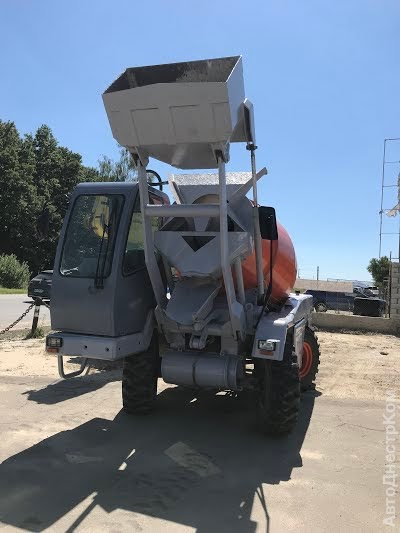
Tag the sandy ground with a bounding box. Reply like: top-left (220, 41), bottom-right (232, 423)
top-left (0, 330), bottom-right (399, 532)
top-left (317, 331), bottom-right (400, 401)
top-left (0, 337), bottom-right (112, 378)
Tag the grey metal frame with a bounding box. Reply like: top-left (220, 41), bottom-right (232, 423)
top-left (145, 204), bottom-right (220, 218)
top-left (102, 56), bottom-right (268, 336)
top-left (217, 154), bottom-right (242, 335)
top-left (249, 146), bottom-right (265, 300)
top-left (137, 162), bottom-right (168, 310)
top-left (138, 152), bottom-right (247, 338)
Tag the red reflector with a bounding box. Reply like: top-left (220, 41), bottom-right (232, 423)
top-left (259, 349), bottom-right (274, 356)
top-left (46, 347), bottom-right (59, 354)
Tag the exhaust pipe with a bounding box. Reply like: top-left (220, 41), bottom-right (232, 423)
top-left (161, 351), bottom-right (243, 390)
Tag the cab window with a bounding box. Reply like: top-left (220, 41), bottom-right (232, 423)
top-left (60, 194), bottom-right (124, 278)
top-left (123, 192), bottom-right (162, 276)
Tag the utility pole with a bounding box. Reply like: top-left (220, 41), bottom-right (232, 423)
top-left (317, 266), bottom-right (319, 281)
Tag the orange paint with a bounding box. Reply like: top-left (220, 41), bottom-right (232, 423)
top-left (241, 222), bottom-right (297, 306)
top-left (300, 341), bottom-right (313, 378)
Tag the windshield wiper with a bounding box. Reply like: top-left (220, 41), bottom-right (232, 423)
top-left (94, 224), bottom-right (107, 289)
top-left (94, 203), bottom-right (115, 289)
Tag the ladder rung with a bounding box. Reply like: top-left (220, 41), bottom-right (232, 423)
top-left (144, 204), bottom-right (220, 218)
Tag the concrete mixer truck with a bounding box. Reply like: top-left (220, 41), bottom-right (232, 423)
top-left (46, 56), bottom-right (320, 434)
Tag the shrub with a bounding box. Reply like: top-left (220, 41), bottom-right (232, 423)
top-left (0, 254), bottom-right (30, 289)
top-left (26, 326), bottom-right (44, 339)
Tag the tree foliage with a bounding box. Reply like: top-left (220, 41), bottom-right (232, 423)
top-left (0, 121), bottom-right (105, 274)
top-left (0, 120), bottom-right (144, 275)
top-left (367, 256), bottom-right (390, 286)
top-left (97, 147), bottom-right (138, 182)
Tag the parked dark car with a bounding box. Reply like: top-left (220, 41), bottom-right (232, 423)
top-left (28, 270), bottom-right (53, 301)
top-left (304, 289), bottom-right (356, 312)
top-left (304, 289), bottom-right (386, 316)
top-left (353, 286), bottom-right (375, 298)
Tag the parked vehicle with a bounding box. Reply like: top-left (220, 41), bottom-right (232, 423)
top-left (354, 286), bottom-right (375, 298)
top-left (304, 289), bottom-right (355, 312)
top-left (366, 285), bottom-right (379, 296)
top-left (305, 288), bottom-right (385, 315)
top-left (28, 270), bottom-right (53, 301)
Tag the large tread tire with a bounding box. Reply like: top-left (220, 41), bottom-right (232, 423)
top-left (300, 327), bottom-right (320, 392)
top-left (255, 334), bottom-right (300, 435)
top-left (122, 332), bottom-right (159, 414)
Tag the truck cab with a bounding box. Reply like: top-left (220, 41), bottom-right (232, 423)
top-left (49, 181), bottom-right (168, 359)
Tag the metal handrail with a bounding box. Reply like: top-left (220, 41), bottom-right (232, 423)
top-left (58, 355), bottom-right (90, 379)
top-left (144, 203), bottom-right (220, 218)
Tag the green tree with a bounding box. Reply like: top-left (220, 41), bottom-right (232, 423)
top-left (98, 147), bottom-right (162, 187)
top-left (98, 147), bottom-right (138, 182)
top-left (0, 121), bottom-right (38, 266)
top-left (0, 121), bottom-right (101, 274)
top-left (0, 121), bottom-right (149, 279)
top-left (367, 256), bottom-right (390, 286)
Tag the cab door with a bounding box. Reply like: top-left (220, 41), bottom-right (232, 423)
top-left (51, 183), bottom-right (133, 336)
top-left (51, 182), bottom-right (167, 337)
top-left (114, 188), bottom-right (168, 336)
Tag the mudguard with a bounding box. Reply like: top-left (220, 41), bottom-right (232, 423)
top-left (252, 294), bottom-right (313, 361)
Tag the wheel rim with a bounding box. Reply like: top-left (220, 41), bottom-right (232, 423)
top-left (300, 341), bottom-right (313, 378)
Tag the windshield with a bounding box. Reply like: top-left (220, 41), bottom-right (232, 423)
top-left (60, 194), bottom-right (124, 278)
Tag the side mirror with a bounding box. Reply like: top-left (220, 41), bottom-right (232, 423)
top-left (258, 206), bottom-right (278, 241)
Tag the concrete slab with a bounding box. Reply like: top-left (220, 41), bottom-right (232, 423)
top-left (312, 311), bottom-right (400, 335)
top-left (1, 331), bottom-right (399, 531)
top-left (0, 378), bottom-right (393, 532)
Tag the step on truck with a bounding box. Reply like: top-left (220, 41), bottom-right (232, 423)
top-left (46, 56), bottom-right (320, 434)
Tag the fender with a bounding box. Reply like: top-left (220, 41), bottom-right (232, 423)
top-left (252, 294), bottom-right (313, 361)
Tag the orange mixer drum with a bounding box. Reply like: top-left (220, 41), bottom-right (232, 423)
top-left (241, 222), bottom-right (297, 305)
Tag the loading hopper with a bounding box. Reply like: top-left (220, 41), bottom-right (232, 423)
top-left (102, 56), bottom-right (252, 169)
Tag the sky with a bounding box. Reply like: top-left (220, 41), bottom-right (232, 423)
top-left (1, 0), bottom-right (399, 281)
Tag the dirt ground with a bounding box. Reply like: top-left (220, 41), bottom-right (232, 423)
top-left (317, 331), bottom-right (400, 401)
top-left (1, 330), bottom-right (399, 402)
top-left (0, 330), bottom-right (399, 532)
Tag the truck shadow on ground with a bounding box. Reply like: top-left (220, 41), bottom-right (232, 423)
top-left (22, 360), bottom-right (122, 404)
top-left (0, 386), bottom-right (320, 532)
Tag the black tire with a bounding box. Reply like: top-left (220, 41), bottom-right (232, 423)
top-left (255, 333), bottom-right (300, 435)
top-left (122, 331), bottom-right (159, 414)
top-left (300, 327), bottom-right (320, 391)
top-left (315, 302), bottom-right (327, 313)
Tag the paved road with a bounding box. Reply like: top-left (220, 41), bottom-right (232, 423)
top-left (0, 374), bottom-right (388, 531)
top-left (0, 294), bottom-right (50, 330)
